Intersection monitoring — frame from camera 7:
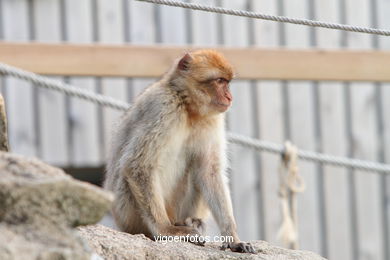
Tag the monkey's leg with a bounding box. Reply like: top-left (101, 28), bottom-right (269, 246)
top-left (125, 172), bottom-right (203, 242)
top-left (111, 180), bottom-right (151, 236)
top-left (174, 197), bottom-right (209, 234)
top-left (172, 174), bottom-right (209, 234)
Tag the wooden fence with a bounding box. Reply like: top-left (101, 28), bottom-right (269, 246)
top-left (1, 42), bottom-right (390, 81)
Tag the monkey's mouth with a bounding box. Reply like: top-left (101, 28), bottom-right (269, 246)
top-left (213, 101), bottom-right (231, 111)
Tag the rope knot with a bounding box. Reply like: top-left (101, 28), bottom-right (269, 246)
top-left (278, 141), bottom-right (306, 249)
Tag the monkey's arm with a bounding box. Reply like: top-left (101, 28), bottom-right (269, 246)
top-left (195, 153), bottom-right (238, 239)
top-left (195, 151), bottom-right (256, 253)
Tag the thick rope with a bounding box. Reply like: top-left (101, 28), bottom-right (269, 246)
top-left (0, 63), bottom-right (130, 111)
top-left (137, 0), bottom-right (390, 37)
top-left (1, 62), bottom-right (390, 175)
top-left (228, 133), bottom-right (390, 175)
top-left (277, 141), bottom-right (305, 250)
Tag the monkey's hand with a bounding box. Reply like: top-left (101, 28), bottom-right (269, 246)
top-left (221, 241), bottom-right (256, 254)
top-left (174, 217), bottom-right (205, 234)
top-left (161, 225), bottom-right (205, 246)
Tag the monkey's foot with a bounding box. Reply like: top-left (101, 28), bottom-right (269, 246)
top-left (162, 225), bottom-right (205, 246)
top-left (221, 242), bottom-right (256, 254)
top-left (174, 217), bottom-right (205, 234)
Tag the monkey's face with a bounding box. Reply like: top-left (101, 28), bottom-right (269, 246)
top-left (177, 50), bottom-right (234, 114)
top-left (203, 77), bottom-right (232, 113)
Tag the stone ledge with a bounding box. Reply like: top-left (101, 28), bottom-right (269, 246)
top-left (79, 224), bottom-right (326, 260)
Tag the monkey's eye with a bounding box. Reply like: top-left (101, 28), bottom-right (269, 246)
top-left (216, 78), bottom-right (228, 84)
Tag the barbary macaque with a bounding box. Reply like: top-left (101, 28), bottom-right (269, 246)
top-left (104, 50), bottom-right (255, 253)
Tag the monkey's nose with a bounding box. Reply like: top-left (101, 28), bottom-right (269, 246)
top-left (225, 93), bottom-right (232, 102)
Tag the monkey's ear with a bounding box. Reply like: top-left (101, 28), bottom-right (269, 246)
top-left (178, 53), bottom-right (192, 71)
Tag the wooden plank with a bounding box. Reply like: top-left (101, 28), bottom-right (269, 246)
top-left (254, 0), bottom-right (284, 246)
top-left (282, 0), bottom-right (322, 253)
top-left (2, 1), bottom-right (38, 158)
top-left (1, 42), bottom-right (390, 81)
top-left (346, 0), bottom-right (383, 258)
top-left (34, 0), bottom-right (68, 166)
top-left (65, 0), bottom-right (100, 167)
top-left (377, 0), bottom-right (390, 259)
top-left (96, 0), bottom-right (127, 163)
top-left (315, 0), bottom-right (353, 259)
top-left (159, 0), bottom-right (186, 44)
top-left (191, 0), bottom-right (218, 46)
top-left (129, 2), bottom-right (157, 98)
top-left (130, 0), bottom-right (157, 45)
top-left (222, 0), bottom-right (259, 241)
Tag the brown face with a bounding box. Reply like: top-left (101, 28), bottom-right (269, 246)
top-left (176, 50), bottom-right (234, 114)
top-left (207, 77), bottom-right (233, 112)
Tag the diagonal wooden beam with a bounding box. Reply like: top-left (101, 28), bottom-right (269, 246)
top-left (0, 42), bottom-right (389, 82)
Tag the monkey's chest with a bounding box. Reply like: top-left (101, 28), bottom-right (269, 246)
top-left (156, 123), bottom-right (217, 200)
top-left (156, 131), bottom-right (189, 199)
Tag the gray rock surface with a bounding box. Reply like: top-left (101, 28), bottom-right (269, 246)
top-left (0, 151), bottom-right (325, 260)
top-left (0, 94), bottom-right (9, 152)
top-left (79, 224), bottom-right (326, 260)
top-left (0, 152), bottom-right (113, 260)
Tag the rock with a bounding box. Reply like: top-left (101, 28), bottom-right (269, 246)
top-left (0, 151), bottom-right (325, 260)
top-left (79, 224), bottom-right (326, 260)
top-left (0, 94), bottom-right (9, 152)
top-left (0, 152), bottom-right (114, 260)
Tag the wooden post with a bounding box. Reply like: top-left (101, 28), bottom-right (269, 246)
top-left (0, 94), bottom-right (9, 152)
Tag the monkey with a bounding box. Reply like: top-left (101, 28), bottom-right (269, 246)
top-left (104, 50), bottom-right (255, 254)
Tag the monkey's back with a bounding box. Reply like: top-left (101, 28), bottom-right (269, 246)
top-left (104, 82), bottom-right (184, 190)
